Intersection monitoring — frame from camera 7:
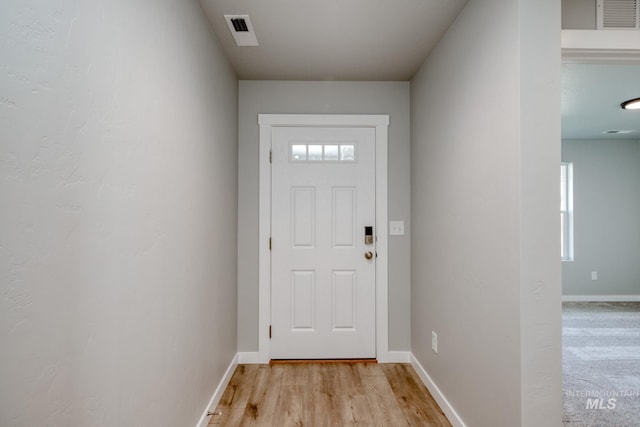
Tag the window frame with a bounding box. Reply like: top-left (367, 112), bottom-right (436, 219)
top-left (561, 162), bottom-right (574, 261)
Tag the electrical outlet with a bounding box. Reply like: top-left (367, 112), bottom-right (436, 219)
top-left (591, 271), bottom-right (598, 281)
top-left (432, 331), bottom-right (438, 353)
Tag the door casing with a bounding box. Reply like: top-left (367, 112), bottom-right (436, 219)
top-left (258, 114), bottom-right (390, 362)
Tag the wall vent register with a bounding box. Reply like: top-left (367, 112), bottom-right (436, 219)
top-left (597, 0), bottom-right (640, 29)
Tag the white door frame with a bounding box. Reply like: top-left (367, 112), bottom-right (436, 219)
top-left (258, 114), bottom-right (390, 363)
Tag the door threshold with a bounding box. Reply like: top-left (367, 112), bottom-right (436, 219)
top-left (269, 358), bottom-right (377, 365)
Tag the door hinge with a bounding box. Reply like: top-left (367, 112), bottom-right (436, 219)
top-left (269, 149), bottom-right (272, 163)
top-left (269, 325), bottom-right (272, 339)
top-left (269, 237), bottom-right (272, 250)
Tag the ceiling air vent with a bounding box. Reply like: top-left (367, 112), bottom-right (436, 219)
top-left (224, 15), bottom-right (258, 46)
top-left (597, 0), bottom-right (640, 29)
top-left (231, 18), bottom-right (249, 32)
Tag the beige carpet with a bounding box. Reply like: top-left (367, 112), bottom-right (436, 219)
top-left (563, 302), bottom-right (640, 427)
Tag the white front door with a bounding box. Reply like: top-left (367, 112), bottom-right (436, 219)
top-left (271, 126), bottom-right (376, 359)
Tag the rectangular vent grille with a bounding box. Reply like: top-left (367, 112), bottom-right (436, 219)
top-left (597, 0), bottom-right (640, 29)
top-left (224, 15), bottom-right (258, 46)
top-left (231, 18), bottom-right (249, 32)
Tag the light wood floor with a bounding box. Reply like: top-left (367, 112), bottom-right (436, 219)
top-left (209, 362), bottom-right (451, 427)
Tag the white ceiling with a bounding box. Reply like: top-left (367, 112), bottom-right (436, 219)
top-left (562, 63), bottom-right (640, 140)
top-left (198, 2), bottom-right (640, 139)
top-left (199, 0), bottom-right (468, 81)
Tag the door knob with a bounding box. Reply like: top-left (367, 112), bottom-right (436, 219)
top-left (364, 251), bottom-right (374, 260)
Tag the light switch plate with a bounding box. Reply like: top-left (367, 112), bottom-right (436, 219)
top-left (389, 221), bottom-right (405, 236)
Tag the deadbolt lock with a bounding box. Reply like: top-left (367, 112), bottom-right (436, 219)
top-left (364, 226), bottom-right (374, 245)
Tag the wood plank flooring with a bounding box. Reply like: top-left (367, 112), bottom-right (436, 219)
top-left (209, 362), bottom-right (451, 427)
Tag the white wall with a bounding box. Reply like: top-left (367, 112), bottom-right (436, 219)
top-left (237, 81), bottom-right (411, 351)
top-left (562, 0), bottom-right (596, 29)
top-left (0, 1), bottom-right (238, 426)
top-left (562, 139), bottom-right (640, 296)
top-left (410, 0), bottom-right (561, 425)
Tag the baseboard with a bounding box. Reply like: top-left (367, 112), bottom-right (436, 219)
top-left (237, 352), bottom-right (262, 364)
top-left (385, 351), bottom-right (411, 363)
top-left (195, 353), bottom-right (238, 427)
top-left (563, 295), bottom-right (640, 302)
top-left (410, 353), bottom-right (467, 427)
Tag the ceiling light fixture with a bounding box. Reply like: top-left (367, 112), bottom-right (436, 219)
top-left (602, 130), bottom-right (635, 135)
top-left (621, 97), bottom-right (640, 110)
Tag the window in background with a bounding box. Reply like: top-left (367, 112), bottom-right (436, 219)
top-left (561, 162), bottom-right (574, 261)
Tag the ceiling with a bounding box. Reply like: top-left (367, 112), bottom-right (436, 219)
top-left (199, 0), bottom-right (468, 81)
top-left (198, 2), bottom-right (639, 139)
top-left (562, 63), bottom-right (640, 140)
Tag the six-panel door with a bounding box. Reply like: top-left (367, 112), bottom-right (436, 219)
top-left (271, 126), bottom-right (376, 359)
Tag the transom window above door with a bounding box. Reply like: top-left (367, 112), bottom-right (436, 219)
top-left (290, 142), bottom-right (356, 162)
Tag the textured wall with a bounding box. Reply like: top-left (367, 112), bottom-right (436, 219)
top-left (411, 1), bottom-right (521, 423)
top-left (0, 1), bottom-right (238, 426)
top-left (237, 81), bottom-right (411, 352)
top-left (411, 0), bottom-right (561, 425)
top-left (562, 139), bottom-right (640, 296)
